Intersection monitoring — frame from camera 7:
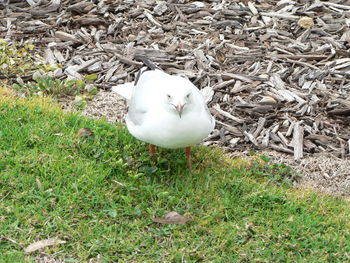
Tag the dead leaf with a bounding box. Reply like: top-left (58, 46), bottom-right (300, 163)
top-left (259, 96), bottom-right (277, 105)
top-left (153, 211), bottom-right (192, 225)
top-left (35, 178), bottom-right (43, 191)
top-left (77, 128), bottom-right (93, 138)
top-left (24, 238), bottom-right (66, 253)
top-left (298, 17), bottom-right (314, 29)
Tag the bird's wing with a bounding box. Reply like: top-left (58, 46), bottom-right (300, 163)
top-left (111, 58), bottom-right (162, 99)
top-left (127, 69), bottom-right (169, 126)
top-left (188, 82), bottom-right (215, 125)
top-left (111, 82), bottom-right (134, 100)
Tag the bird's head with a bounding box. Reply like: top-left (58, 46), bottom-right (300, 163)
top-left (165, 86), bottom-right (193, 118)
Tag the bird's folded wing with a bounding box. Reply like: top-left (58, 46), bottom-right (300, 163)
top-left (127, 69), bottom-right (169, 126)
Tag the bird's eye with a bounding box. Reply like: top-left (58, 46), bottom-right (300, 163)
top-left (167, 94), bottom-right (171, 99)
top-left (186, 93), bottom-right (191, 98)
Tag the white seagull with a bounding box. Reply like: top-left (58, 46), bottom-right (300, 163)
top-left (117, 64), bottom-right (215, 170)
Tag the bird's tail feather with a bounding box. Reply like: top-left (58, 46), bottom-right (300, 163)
top-left (134, 56), bottom-right (161, 85)
top-left (111, 82), bottom-right (134, 100)
top-left (136, 56), bottom-right (160, 70)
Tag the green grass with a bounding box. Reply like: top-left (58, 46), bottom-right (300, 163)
top-left (1, 93), bottom-right (350, 262)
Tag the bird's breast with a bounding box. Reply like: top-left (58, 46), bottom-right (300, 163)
top-left (132, 108), bottom-right (213, 148)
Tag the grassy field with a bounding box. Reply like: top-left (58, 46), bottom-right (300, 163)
top-left (1, 90), bottom-right (350, 262)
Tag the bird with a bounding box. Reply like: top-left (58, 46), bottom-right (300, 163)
top-left (116, 60), bottom-right (215, 170)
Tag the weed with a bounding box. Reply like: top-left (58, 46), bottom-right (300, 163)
top-left (0, 39), bottom-right (44, 77)
top-left (12, 77), bottom-right (85, 97)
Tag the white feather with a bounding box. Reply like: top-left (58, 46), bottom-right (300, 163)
top-left (125, 69), bottom-right (215, 149)
top-left (111, 82), bottom-right (134, 100)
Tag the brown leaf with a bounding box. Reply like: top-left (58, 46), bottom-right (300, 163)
top-left (259, 96), bottom-right (277, 105)
top-left (35, 178), bottom-right (43, 191)
top-left (153, 211), bottom-right (192, 225)
top-left (77, 128), bottom-right (93, 138)
top-left (298, 17), bottom-right (314, 29)
top-left (24, 238), bottom-right (66, 253)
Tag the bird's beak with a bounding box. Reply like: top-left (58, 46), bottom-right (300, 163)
top-left (175, 104), bottom-right (184, 118)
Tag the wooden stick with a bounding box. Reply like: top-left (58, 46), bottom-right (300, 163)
top-left (293, 122), bottom-right (304, 160)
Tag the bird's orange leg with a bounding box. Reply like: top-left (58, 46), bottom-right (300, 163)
top-left (185, 146), bottom-right (192, 172)
top-left (149, 144), bottom-right (156, 155)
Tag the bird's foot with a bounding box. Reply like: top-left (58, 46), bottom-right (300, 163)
top-left (149, 144), bottom-right (156, 155)
top-left (185, 146), bottom-right (192, 172)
